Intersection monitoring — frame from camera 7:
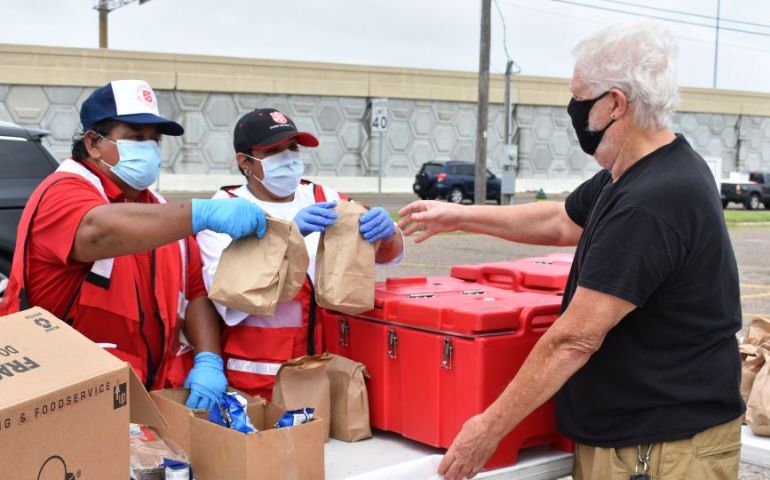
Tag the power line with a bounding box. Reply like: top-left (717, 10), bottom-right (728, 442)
top-left (543, 0), bottom-right (714, 28)
top-left (497, 0), bottom-right (770, 56)
top-left (595, 0), bottom-right (714, 21)
top-left (493, 0), bottom-right (521, 73)
top-left (494, 0), bottom-right (512, 61)
top-left (597, 0), bottom-right (770, 30)
top-left (540, 0), bottom-right (770, 38)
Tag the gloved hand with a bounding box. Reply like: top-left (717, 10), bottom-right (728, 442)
top-left (293, 201), bottom-right (338, 237)
top-left (359, 207), bottom-right (395, 243)
top-left (191, 197), bottom-right (267, 239)
top-left (184, 352), bottom-right (228, 411)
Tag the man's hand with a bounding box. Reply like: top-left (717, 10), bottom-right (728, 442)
top-left (293, 202), bottom-right (338, 237)
top-left (397, 200), bottom-right (465, 243)
top-left (191, 197), bottom-right (267, 239)
top-left (184, 352), bottom-right (228, 411)
top-left (438, 414), bottom-right (502, 480)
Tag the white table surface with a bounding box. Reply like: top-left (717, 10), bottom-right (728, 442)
top-left (326, 430), bottom-right (574, 480)
top-left (741, 425), bottom-right (770, 469)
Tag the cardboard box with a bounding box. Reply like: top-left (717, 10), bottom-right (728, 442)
top-left (151, 387), bottom-right (260, 456)
top-left (151, 388), bottom-right (198, 456)
top-left (0, 307), bottom-right (164, 479)
top-left (192, 400), bottom-right (325, 480)
top-left (151, 388), bottom-right (325, 480)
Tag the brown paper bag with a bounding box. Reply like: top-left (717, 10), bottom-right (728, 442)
top-left (315, 201), bottom-right (377, 314)
top-left (747, 347), bottom-right (770, 435)
top-left (209, 217), bottom-right (308, 316)
top-left (742, 344), bottom-right (765, 405)
top-left (741, 317), bottom-right (770, 406)
top-left (744, 317), bottom-right (770, 348)
top-left (272, 354), bottom-right (332, 440)
top-left (279, 222), bottom-right (309, 302)
top-left (328, 354), bottom-right (372, 442)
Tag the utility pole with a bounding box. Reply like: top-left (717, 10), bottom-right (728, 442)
top-left (504, 60), bottom-right (513, 144)
top-left (713, 0), bottom-right (721, 88)
top-left (474, 0), bottom-right (491, 205)
top-left (94, 0), bottom-right (153, 49)
top-left (98, 0), bottom-right (109, 48)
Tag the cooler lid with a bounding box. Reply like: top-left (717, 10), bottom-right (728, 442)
top-left (374, 276), bottom-right (481, 307)
top-left (380, 287), bottom-right (563, 335)
top-left (448, 264), bottom-right (480, 282)
top-left (450, 256), bottom-right (573, 291)
top-left (506, 256), bottom-right (572, 290)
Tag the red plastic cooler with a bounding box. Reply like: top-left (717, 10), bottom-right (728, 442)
top-left (450, 253), bottom-right (574, 294)
top-left (321, 279), bottom-right (572, 469)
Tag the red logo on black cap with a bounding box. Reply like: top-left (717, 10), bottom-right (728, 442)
top-left (270, 111), bottom-right (288, 124)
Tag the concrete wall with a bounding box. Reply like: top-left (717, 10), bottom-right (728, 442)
top-left (3, 44), bottom-right (770, 192)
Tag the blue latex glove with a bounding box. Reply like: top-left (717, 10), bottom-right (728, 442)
top-left (191, 197), bottom-right (267, 239)
top-left (359, 207), bottom-right (395, 243)
top-left (293, 201), bottom-right (338, 237)
top-left (184, 352), bottom-right (228, 411)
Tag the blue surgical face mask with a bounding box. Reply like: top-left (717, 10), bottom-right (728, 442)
top-left (247, 150), bottom-right (305, 198)
top-left (99, 135), bottom-right (162, 190)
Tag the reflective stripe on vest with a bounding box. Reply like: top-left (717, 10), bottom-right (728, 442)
top-left (226, 358), bottom-right (282, 376)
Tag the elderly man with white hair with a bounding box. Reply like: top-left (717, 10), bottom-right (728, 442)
top-left (399, 21), bottom-right (744, 480)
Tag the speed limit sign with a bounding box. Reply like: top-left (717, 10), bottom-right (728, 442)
top-left (371, 98), bottom-right (389, 133)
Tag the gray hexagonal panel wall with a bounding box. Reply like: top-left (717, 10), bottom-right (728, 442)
top-left (0, 84), bottom-right (766, 180)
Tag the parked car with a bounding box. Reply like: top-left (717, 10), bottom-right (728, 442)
top-left (0, 122), bottom-right (58, 296)
top-left (721, 172), bottom-right (770, 210)
top-left (412, 161), bottom-right (443, 200)
top-left (413, 160), bottom-right (501, 204)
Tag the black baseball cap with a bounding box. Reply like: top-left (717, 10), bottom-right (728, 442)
top-left (233, 108), bottom-right (319, 153)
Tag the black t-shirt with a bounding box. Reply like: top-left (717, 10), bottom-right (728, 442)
top-left (556, 134), bottom-right (744, 447)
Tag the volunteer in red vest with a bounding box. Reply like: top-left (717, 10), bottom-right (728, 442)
top-left (197, 108), bottom-right (404, 399)
top-left (0, 80), bottom-right (269, 412)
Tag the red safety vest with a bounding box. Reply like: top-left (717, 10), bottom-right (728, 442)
top-left (219, 181), bottom-right (347, 399)
top-left (0, 160), bottom-right (191, 390)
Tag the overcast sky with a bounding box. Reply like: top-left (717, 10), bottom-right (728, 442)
top-left (1, 0), bottom-right (769, 93)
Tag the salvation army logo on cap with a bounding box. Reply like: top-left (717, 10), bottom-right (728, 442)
top-left (270, 111), bottom-right (289, 125)
top-left (112, 80), bottom-right (160, 116)
top-left (136, 84), bottom-right (156, 108)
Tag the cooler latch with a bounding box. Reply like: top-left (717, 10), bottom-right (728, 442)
top-left (442, 337), bottom-right (454, 370)
top-left (408, 293), bottom-right (434, 298)
top-left (387, 328), bottom-right (398, 359)
top-left (339, 318), bottom-right (349, 347)
top-left (462, 289), bottom-right (485, 296)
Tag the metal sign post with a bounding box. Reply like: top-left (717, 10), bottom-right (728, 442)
top-left (371, 98), bottom-right (389, 207)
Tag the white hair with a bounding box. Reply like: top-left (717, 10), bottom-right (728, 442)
top-left (573, 21), bottom-right (680, 130)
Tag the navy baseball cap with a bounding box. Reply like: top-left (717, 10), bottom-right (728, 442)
top-left (233, 108), bottom-right (318, 152)
top-left (80, 80), bottom-right (184, 136)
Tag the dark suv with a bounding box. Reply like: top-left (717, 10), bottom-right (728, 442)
top-left (413, 160), bottom-right (501, 204)
top-left (412, 161), bottom-right (443, 200)
top-left (0, 122), bottom-right (58, 296)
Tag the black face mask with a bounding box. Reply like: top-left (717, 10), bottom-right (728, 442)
top-left (567, 90), bottom-right (615, 155)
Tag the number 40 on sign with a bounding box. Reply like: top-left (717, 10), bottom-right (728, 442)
top-left (371, 99), bottom-right (389, 134)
